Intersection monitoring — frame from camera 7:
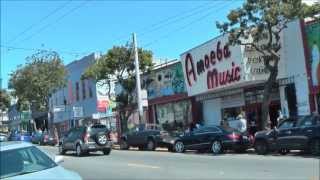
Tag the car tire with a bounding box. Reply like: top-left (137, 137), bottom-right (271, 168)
top-left (120, 140), bottom-right (129, 150)
top-left (174, 141), bottom-right (185, 153)
top-left (310, 139), bottom-right (320, 156)
top-left (255, 140), bottom-right (269, 155)
top-left (103, 148), bottom-right (111, 155)
top-left (76, 144), bottom-right (83, 157)
top-left (95, 132), bottom-right (108, 146)
top-left (146, 139), bottom-right (156, 151)
top-left (59, 145), bottom-right (66, 155)
top-left (211, 140), bottom-right (223, 155)
top-left (278, 149), bottom-right (289, 155)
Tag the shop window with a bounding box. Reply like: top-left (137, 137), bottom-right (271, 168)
top-left (82, 80), bottom-right (86, 100)
top-left (88, 81), bottom-right (93, 98)
top-left (76, 82), bottom-right (80, 101)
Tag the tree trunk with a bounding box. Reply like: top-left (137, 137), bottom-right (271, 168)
top-left (261, 65), bottom-right (278, 130)
top-left (120, 111), bottom-right (128, 133)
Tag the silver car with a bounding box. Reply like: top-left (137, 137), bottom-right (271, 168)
top-left (0, 133), bottom-right (8, 142)
top-left (0, 141), bottom-right (82, 180)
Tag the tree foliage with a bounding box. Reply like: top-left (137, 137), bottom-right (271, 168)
top-left (0, 89), bottom-right (11, 111)
top-left (9, 50), bottom-right (67, 112)
top-left (217, 0), bottom-right (319, 129)
top-left (83, 44), bottom-right (153, 132)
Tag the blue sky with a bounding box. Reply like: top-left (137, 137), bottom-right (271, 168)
top-left (1, 0), bottom-right (243, 89)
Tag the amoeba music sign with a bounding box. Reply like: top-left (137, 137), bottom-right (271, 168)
top-left (180, 34), bottom-right (270, 97)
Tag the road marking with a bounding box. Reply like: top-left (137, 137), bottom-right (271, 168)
top-left (127, 163), bottom-right (160, 169)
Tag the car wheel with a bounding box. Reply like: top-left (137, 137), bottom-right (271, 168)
top-left (59, 145), bottom-right (66, 155)
top-left (211, 140), bottom-right (222, 155)
top-left (76, 144), bottom-right (83, 157)
top-left (310, 139), bottom-right (320, 156)
top-left (146, 139), bottom-right (155, 151)
top-left (278, 149), bottom-right (289, 155)
top-left (103, 148), bottom-right (111, 155)
top-left (174, 141), bottom-right (185, 153)
top-left (255, 141), bottom-right (269, 155)
top-left (120, 140), bottom-right (129, 150)
top-left (96, 133), bottom-right (108, 146)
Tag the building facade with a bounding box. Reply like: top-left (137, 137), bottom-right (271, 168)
top-left (180, 19), bottom-right (311, 131)
top-left (49, 53), bottom-right (116, 136)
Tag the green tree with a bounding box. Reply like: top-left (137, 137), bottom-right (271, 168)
top-left (83, 44), bottom-right (153, 132)
top-left (217, 0), bottom-right (320, 130)
top-left (0, 89), bottom-right (11, 111)
top-left (9, 50), bottom-right (67, 112)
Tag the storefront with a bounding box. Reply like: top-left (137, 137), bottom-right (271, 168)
top-left (181, 32), bottom-right (284, 129)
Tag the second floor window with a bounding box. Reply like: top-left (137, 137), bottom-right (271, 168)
top-left (76, 82), bottom-right (80, 101)
top-left (88, 81), bottom-right (93, 98)
top-left (82, 80), bottom-right (86, 100)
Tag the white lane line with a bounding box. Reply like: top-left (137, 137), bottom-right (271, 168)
top-left (127, 163), bottom-right (160, 169)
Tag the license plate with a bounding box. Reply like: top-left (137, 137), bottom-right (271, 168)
top-left (89, 145), bottom-right (96, 149)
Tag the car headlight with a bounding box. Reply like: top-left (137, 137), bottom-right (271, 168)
top-left (170, 140), bottom-right (175, 144)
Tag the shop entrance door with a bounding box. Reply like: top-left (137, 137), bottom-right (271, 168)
top-left (202, 98), bottom-right (221, 126)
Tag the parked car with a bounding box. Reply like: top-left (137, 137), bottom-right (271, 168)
top-left (58, 124), bottom-right (112, 156)
top-left (8, 132), bottom-right (32, 142)
top-left (0, 141), bottom-right (82, 180)
top-left (254, 115), bottom-right (320, 155)
top-left (162, 125), bottom-right (252, 154)
top-left (32, 132), bottom-right (57, 146)
top-left (0, 133), bottom-right (8, 142)
top-left (119, 124), bottom-right (170, 151)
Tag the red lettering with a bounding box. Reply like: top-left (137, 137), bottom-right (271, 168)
top-left (210, 51), bottom-right (216, 65)
top-left (216, 41), bottom-right (223, 61)
top-left (185, 53), bottom-right (197, 87)
top-left (207, 62), bottom-right (241, 90)
top-left (204, 55), bottom-right (210, 69)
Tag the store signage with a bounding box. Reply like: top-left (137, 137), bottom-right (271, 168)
top-left (181, 35), bottom-right (244, 96)
top-left (73, 106), bottom-right (83, 118)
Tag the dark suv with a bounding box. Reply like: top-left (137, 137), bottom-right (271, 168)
top-left (254, 115), bottom-right (320, 155)
top-left (120, 124), bottom-right (169, 151)
top-left (58, 124), bottom-right (112, 156)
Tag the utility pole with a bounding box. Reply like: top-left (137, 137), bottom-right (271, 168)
top-left (132, 33), bottom-right (143, 124)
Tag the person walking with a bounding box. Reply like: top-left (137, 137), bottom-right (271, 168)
top-left (237, 114), bottom-right (247, 133)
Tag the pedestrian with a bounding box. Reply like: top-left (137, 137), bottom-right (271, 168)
top-left (237, 114), bottom-right (247, 133)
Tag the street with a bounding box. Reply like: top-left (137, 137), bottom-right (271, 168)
top-left (40, 146), bottom-right (320, 180)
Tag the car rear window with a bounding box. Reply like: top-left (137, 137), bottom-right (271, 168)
top-left (87, 125), bottom-right (108, 134)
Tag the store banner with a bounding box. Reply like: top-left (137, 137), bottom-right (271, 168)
top-left (180, 34), bottom-right (272, 96)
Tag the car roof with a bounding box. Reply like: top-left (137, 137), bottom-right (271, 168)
top-left (0, 141), bottom-right (33, 151)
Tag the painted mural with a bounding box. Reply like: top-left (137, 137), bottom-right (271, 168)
top-left (306, 21), bottom-right (320, 87)
top-left (143, 62), bottom-right (186, 99)
top-left (156, 100), bottom-right (192, 132)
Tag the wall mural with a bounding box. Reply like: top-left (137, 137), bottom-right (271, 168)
top-left (156, 100), bottom-right (192, 132)
top-left (143, 62), bottom-right (186, 99)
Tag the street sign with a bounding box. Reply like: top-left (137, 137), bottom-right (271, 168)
top-left (53, 106), bottom-right (65, 112)
top-left (73, 106), bottom-right (83, 118)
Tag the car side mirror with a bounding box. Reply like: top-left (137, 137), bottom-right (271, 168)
top-left (54, 155), bottom-right (64, 164)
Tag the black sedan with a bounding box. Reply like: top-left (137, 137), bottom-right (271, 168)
top-left (162, 126), bottom-right (252, 154)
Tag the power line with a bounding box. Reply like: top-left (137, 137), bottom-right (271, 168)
top-left (141, 1), bottom-right (235, 48)
top-left (18, 0), bottom-right (90, 44)
top-left (0, 45), bottom-right (90, 56)
top-left (6, 0), bottom-right (73, 45)
top-left (112, 2), bottom-right (213, 44)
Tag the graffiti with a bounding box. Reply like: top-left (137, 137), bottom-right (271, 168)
top-left (145, 62), bottom-right (187, 99)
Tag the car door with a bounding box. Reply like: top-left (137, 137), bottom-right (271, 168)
top-left (64, 130), bottom-right (75, 150)
top-left (295, 116), bottom-right (316, 149)
top-left (195, 127), bottom-right (221, 150)
top-left (276, 120), bottom-right (296, 149)
top-left (126, 128), bottom-right (139, 146)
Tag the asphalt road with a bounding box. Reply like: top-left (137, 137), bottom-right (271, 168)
top-left (40, 146), bottom-right (319, 180)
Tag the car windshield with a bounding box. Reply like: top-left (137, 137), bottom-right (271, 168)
top-left (0, 146), bottom-right (57, 179)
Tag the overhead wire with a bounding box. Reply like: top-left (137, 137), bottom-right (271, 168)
top-left (141, 1), bottom-right (235, 49)
top-left (5, 0), bottom-right (73, 45)
top-left (17, 0), bottom-right (90, 44)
